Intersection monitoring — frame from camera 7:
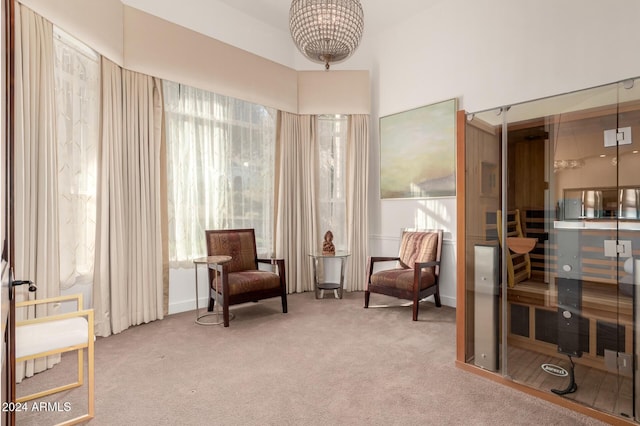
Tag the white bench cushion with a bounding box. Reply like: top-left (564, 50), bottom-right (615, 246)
top-left (16, 317), bottom-right (89, 359)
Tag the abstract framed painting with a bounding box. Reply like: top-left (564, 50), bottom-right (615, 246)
top-left (379, 98), bottom-right (457, 199)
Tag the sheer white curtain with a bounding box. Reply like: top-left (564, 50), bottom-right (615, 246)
top-left (93, 58), bottom-right (166, 337)
top-left (317, 115), bottom-right (348, 251)
top-left (163, 81), bottom-right (276, 266)
top-left (13, 4), bottom-right (61, 380)
top-left (275, 112), bottom-right (318, 293)
top-left (53, 28), bottom-right (100, 291)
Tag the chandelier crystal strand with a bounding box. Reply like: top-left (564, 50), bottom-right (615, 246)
top-left (289, 0), bottom-right (364, 70)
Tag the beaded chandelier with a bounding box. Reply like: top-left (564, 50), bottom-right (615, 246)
top-left (289, 0), bottom-right (364, 70)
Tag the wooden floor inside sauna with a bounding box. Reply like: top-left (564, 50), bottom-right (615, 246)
top-left (507, 346), bottom-right (634, 419)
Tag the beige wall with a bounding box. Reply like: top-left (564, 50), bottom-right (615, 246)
top-left (298, 71), bottom-right (370, 115)
top-left (19, 0), bottom-right (125, 65)
top-left (18, 0), bottom-right (370, 114)
top-left (123, 6), bottom-right (298, 112)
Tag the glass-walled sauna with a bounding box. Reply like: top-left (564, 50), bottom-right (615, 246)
top-left (463, 77), bottom-right (640, 421)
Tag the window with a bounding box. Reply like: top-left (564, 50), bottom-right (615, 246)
top-left (317, 115), bottom-right (348, 250)
top-left (163, 81), bottom-right (276, 265)
top-left (53, 28), bottom-right (100, 289)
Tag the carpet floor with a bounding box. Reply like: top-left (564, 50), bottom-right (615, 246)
top-left (16, 292), bottom-right (607, 425)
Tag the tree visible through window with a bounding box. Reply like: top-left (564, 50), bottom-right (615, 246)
top-left (163, 82), bottom-right (276, 266)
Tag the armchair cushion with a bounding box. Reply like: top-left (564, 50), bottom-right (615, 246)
top-left (370, 268), bottom-right (436, 291)
top-left (398, 231), bottom-right (439, 270)
top-left (207, 231), bottom-right (258, 272)
top-left (227, 270), bottom-right (281, 295)
top-left (16, 317), bottom-right (89, 359)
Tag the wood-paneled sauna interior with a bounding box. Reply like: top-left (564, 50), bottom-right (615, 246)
top-left (460, 79), bottom-right (640, 423)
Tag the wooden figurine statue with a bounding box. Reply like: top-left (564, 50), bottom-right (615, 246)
top-left (322, 230), bottom-right (335, 255)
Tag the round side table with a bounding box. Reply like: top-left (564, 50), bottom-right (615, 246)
top-left (193, 255), bottom-right (232, 325)
top-left (308, 251), bottom-right (351, 299)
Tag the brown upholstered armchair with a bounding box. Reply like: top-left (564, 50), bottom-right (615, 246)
top-left (364, 229), bottom-right (443, 321)
top-left (205, 229), bottom-right (287, 327)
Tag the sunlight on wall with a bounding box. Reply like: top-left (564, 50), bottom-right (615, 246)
top-left (415, 198), bottom-right (453, 235)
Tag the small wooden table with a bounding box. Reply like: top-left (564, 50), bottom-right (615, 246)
top-left (193, 255), bottom-right (232, 325)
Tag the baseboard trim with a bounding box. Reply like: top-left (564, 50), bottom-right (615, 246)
top-left (170, 292), bottom-right (456, 315)
top-left (440, 294), bottom-right (456, 308)
top-left (169, 297), bottom-right (208, 315)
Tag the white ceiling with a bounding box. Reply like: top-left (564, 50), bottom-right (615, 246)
top-left (120, 0), bottom-right (443, 69)
top-left (214, 0), bottom-right (442, 34)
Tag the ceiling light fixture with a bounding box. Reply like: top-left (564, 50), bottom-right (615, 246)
top-left (289, 0), bottom-right (364, 70)
top-left (554, 159), bottom-right (585, 172)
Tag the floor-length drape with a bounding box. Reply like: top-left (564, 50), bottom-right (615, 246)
top-left (93, 58), bottom-right (166, 337)
top-left (345, 115), bottom-right (369, 291)
top-left (274, 112), bottom-right (318, 293)
top-left (13, 4), bottom-right (61, 380)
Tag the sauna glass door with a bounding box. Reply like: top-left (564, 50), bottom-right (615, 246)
top-left (502, 79), bottom-right (640, 419)
top-left (466, 77), bottom-right (640, 421)
top-left (616, 78), bottom-right (640, 421)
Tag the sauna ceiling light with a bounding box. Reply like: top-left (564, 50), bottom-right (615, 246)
top-left (554, 159), bottom-right (585, 172)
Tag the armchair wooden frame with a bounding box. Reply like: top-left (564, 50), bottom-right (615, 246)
top-left (206, 229), bottom-right (288, 327)
top-left (14, 294), bottom-right (94, 426)
top-left (365, 229), bottom-right (443, 321)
